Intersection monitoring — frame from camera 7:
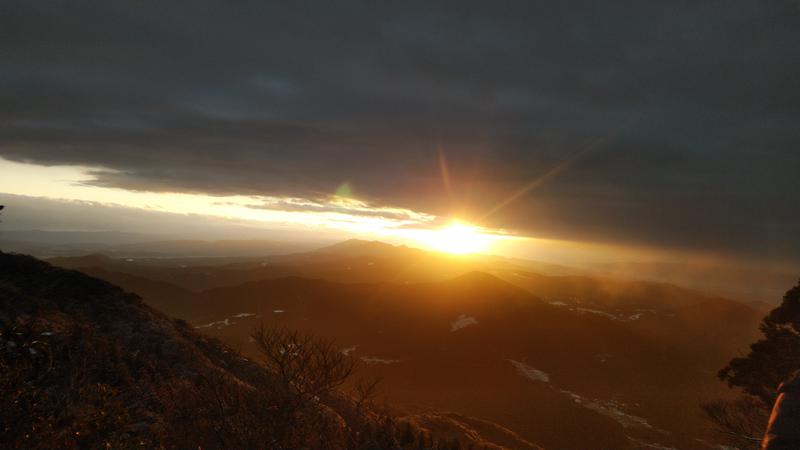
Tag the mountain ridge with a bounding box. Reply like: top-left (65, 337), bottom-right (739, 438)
top-left (1, 251), bottom-right (540, 449)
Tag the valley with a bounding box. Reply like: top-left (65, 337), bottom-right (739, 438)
top-left (48, 239), bottom-right (766, 450)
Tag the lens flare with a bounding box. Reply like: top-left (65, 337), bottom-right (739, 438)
top-left (408, 220), bottom-right (499, 255)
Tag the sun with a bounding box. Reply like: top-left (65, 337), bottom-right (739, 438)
top-left (423, 221), bottom-right (496, 255)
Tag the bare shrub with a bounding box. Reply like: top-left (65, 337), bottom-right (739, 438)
top-left (252, 324), bottom-right (355, 401)
top-left (702, 396), bottom-right (769, 450)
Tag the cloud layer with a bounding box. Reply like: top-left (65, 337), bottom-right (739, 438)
top-left (1, 1), bottom-right (799, 262)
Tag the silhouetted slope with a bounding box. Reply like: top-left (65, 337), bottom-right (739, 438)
top-left (0, 252), bottom-right (281, 447)
top-left (0, 252), bottom-right (545, 450)
top-left (61, 265), bottom-right (202, 321)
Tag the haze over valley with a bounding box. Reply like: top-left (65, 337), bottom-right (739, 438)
top-left (2, 1), bottom-right (800, 449)
top-left (19, 236), bottom-right (768, 449)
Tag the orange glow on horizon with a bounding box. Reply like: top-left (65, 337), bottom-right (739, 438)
top-left (392, 220), bottom-right (506, 255)
top-left (0, 158), bottom-right (516, 255)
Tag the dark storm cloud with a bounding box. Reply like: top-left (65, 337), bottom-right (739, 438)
top-left (1, 0), bottom-right (799, 261)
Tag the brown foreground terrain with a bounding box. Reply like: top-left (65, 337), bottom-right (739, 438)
top-left (45, 240), bottom-right (768, 449)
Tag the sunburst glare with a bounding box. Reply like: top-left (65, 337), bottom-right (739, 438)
top-left (397, 220), bottom-right (503, 255)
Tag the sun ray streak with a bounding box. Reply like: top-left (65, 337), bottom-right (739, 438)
top-left (438, 147), bottom-right (452, 196)
top-left (479, 118), bottom-right (641, 224)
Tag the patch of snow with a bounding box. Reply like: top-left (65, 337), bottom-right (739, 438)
top-left (360, 356), bottom-right (400, 365)
top-left (626, 309), bottom-right (657, 321)
top-left (549, 301), bottom-right (568, 307)
top-left (509, 359), bottom-right (550, 382)
top-left (450, 314), bottom-right (478, 332)
top-left (195, 313), bottom-right (259, 329)
top-left (273, 309), bottom-right (285, 313)
top-left (574, 307), bottom-right (619, 321)
top-left (560, 390), bottom-right (665, 432)
top-left (126, 258), bottom-right (135, 262)
top-left (195, 318), bottom-right (233, 329)
top-left (594, 353), bottom-right (613, 363)
top-left (277, 343), bottom-right (301, 356)
top-left (625, 438), bottom-right (677, 450)
top-left (40, 332), bottom-right (54, 336)
top-left (341, 346), bottom-right (357, 356)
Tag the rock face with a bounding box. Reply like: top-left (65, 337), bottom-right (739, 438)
top-left (761, 371), bottom-right (800, 450)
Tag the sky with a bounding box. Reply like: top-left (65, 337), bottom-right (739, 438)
top-left (1, 1), bottom-right (799, 268)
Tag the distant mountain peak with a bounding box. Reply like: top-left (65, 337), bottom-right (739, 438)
top-left (449, 270), bottom-right (504, 284)
top-left (315, 238), bottom-right (421, 257)
top-left (440, 270), bottom-right (532, 298)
